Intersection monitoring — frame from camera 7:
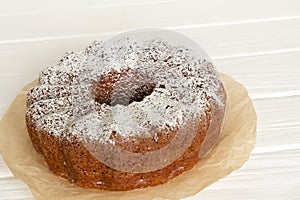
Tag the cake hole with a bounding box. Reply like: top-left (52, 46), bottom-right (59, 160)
top-left (110, 82), bottom-right (156, 106)
top-left (93, 81), bottom-right (156, 106)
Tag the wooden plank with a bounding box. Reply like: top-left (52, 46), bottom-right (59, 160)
top-left (0, 19), bottom-right (299, 72)
top-left (1, 18), bottom-right (299, 59)
top-left (176, 19), bottom-right (300, 58)
top-left (0, 157), bottom-right (13, 178)
top-left (0, 0), bottom-right (300, 42)
top-left (0, 177), bottom-right (33, 200)
top-left (196, 149), bottom-right (300, 200)
top-left (253, 96), bottom-right (300, 150)
top-left (0, 156), bottom-right (33, 199)
top-left (215, 52), bottom-right (300, 98)
top-left (0, 0), bottom-right (178, 16)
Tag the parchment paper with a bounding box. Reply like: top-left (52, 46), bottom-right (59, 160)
top-left (0, 73), bottom-right (256, 200)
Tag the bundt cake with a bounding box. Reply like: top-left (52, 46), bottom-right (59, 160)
top-left (25, 29), bottom-right (226, 191)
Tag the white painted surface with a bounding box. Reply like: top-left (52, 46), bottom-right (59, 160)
top-left (0, 0), bottom-right (299, 199)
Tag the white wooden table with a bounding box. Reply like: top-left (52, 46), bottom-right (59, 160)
top-left (0, 0), bottom-right (299, 199)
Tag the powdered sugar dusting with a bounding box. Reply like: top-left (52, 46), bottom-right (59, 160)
top-left (27, 36), bottom-right (225, 143)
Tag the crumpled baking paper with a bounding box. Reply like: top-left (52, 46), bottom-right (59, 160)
top-left (0, 73), bottom-right (256, 200)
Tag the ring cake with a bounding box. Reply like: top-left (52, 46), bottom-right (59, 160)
top-left (25, 30), bottom-right (226, 191)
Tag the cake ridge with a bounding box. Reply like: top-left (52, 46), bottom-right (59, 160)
top-left (27, 37), bottom-right (225, 142)
top-left (26, 29), bottom-right (227, 190)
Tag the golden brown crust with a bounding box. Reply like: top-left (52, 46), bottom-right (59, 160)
top-left (25, 35), bottom-right (227, 191)
top-left (26, 84), bottom-right (226, 191)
